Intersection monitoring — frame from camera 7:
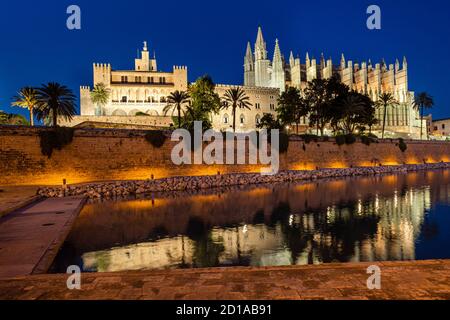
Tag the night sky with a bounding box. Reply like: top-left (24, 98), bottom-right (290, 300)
top-left (1, 0), bottom-right (449, 120)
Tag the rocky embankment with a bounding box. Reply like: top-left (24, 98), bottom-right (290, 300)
top-left (37, 163), bottom-right (450, 199)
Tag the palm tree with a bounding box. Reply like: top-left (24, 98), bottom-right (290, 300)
top-left (90, 83), bottom-right (110, 116)
top-left (414, 92), bottom-right (434, 140)
top-left (220, 87), bottom-right (252, 132)
top-left (163, 90), bottom-right (190, 128)
top-left (376, 93), bottom-right (399, 139)
top-left (11, 87), bottom-right (38, 126)
top-left (35, 83), bottom-right (77, 128)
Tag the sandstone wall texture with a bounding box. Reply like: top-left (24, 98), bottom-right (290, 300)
top-left (1, 126), bottom-right (450, 186)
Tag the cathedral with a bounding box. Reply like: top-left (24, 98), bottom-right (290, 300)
top-left (244, 27), bottom-right (422, 137)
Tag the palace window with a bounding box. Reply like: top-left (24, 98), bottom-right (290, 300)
top-left (255, 103), bottom-right (261, 110)
top-left (240, 114), bottom-right (245, 124)
top-left (148, 77), bottom-right (154, 83)
top-left (121, 96), bottom-right (127, 103)
top-left (255, 115), bottom-right (261, 125)
top-left (135, 76), bottom-right (142, 83)
top-left (443, 124), bottom-right (446, 129)
top-left (121, 76), bottom-right (128, 83)
top-left (223, 114), bottom-right (229, 124)
top-left (270, 104), bottom-right (275, 111)
top-left (160, 77), bottom-right (166, 84)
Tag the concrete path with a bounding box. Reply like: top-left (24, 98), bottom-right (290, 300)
top-left (0, 196), bottom-right (86, 279)
top-left (0, 260), bottom-right (449, 300)
top-left (0, 186), bottom-right (40, 218)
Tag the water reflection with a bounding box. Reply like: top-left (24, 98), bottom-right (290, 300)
top-left (52, 170), bottom-right (450, 272)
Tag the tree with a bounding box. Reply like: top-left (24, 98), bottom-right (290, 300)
top-left (35, 83), bottom-right (77, 128)
top-left (183, 75), bottom-right (221, 130)
top-left (276, 87), bottom-right (309, 134)
top-left (0, 111), bottom-right (29, 125)
top-left (333, 92), bottom-right (376, 134)
top-left (304, 76), bottom-right (349, 136)
top-left (375, 93), bottom-right (399, 139)
top-left (414, 92), bottom-right (434, 140)
top-left (11, 87), bottom-right (38, 126)
top-left (256, 113), bottom-right (282, 130)
top-left (90, 83), bottom-right (110, 116)
top-left (163, 90), bottom-right (190, 128)
top-left (220, 87), bottom-right (252, 132)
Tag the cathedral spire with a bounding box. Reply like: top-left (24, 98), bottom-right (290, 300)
top-left (289, 51), bottom-right (295, 66)
top-left (254, 26), bottom-right (267, 60)
top-left (320, 52), bottom-right (325, 67)
top-left (256, 26), bottom-right (264, 46)
top-left (341, 53), bottom-right (346, 68)
top-left (273, 39), bottom-right (282, 63)
top-left (245, 42), bottom-right (253, 63)
top-left (271, 39), bottom-right (285, 93)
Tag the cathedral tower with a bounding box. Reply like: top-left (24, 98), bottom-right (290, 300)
top-left (254, 27), bottom-right (271, 87)
top-left (244, 42), bottom-right (255, 86)
top-left (271, 39), bottom-right (285, 92)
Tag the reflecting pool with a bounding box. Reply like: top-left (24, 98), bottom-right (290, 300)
top-left (51, 170), bottom-right (450, 272)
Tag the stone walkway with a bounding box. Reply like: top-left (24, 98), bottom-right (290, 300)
top-left (0, 186), bottom-right (40, 218)
top-left (0, 260), bottom-right (448, 300)
top-left (0, 196), bottom-right (86, 279)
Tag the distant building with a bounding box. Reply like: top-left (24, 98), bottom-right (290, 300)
top-left (80, 41), bottom-right (188, 117)
top-left (431, 118), bottom-right (450, 138)
top-left (244, 26), bottom-right (423, 138)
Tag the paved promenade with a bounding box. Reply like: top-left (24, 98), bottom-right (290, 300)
top-left (0, 186), bottom-right (40, 218)
top-left (0, 260), bottom-right (448, 300)
top-left (0, 196), bottom-right (86, 279)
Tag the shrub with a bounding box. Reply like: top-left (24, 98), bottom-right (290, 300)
top-left (145, 130), bottom-right (167, 148)
top-left (39, 127), bottom-right (75, 158)
top-left (345, 134), bottom-right (357, 145)
top-left (335, 135), bottom-right (346, 146)
top-left (360, 135), bottom-right (377, 146)
top-left (335, 134), bottom-right (357, 146)
top-left (299, 134), bottom-right (319, 144)
top-left (398, 138), bottom-right (408, 152)
top-left (278, 132), bottom-right (289, 153)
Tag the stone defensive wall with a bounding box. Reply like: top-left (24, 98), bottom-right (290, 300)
top-left (1, 126), bottom-right (450, 186)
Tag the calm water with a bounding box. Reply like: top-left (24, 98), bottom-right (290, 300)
top-left (52, 170), bottom-right (450, 273)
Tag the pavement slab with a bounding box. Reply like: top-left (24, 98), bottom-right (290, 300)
top-left (0, 260), bottom-right (448, 300)
top-left (0, 196), bottom-right (87, 279)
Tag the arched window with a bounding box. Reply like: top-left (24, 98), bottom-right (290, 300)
top-left (240, 114), bottom-right (245, 125)
top-left (223, 114), bottom-right (229, 124)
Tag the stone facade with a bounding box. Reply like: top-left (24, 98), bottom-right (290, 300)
top-left (80, 41), bottom-right (188, 118)
top-left (432, 118), bottom-right (450, 138)
top-left (213, 85), bottom-right (279, 132)
top-left (72, 42), bottom-right (278, 132)
top-left (244, 27), bottom-right (422, 138)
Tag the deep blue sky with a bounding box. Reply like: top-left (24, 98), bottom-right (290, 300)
top-left (1, 0), bottom-right (449, 120)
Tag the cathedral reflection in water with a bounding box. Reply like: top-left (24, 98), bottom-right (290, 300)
top-left (51, 170), bottom-right (450, 273)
